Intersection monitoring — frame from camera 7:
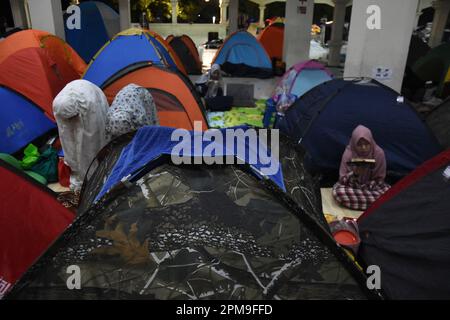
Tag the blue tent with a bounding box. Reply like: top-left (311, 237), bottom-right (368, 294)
top-left (95, 125), bottom-right (285, 201)
top-left (0, 87), bottom-right (56, 154)
top-left (64, 1), bottom-right (120, 63)
top-left (83, 29), bottom-right (178, 88)
top-left (276, 79), bottom-right (443, 180)
top-left (212, 31), bottom-right (273, 78)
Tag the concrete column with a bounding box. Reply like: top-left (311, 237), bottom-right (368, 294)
top-left (428, 0), bottom-right (450, 47)
top-left (283, 0), bottom-right (314, 68)
top-left (171, 0), bottom-right (178, 24)
top-left (27, 0), bottom-right (65, 39)
top-left (259, 5), bottom-right (266, 27)
top-left (9, 0), bottom-right (28, 29)
top-left (344, 0), bottom-right (419, 92)
top-left (220, 0), bottom-right (229, 24)
top-left (118, 0), bottom-right (131, 31)
top-left (328, 0), bottom-right (349, 66)
top-left (228, 0), bottom-right (239, 34)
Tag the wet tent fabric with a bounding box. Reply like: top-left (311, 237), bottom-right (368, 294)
top-left (212, 31), bottom-right (273, 78)
top-left (0, 160), bottom-right (74, 293)
top-left (258, 23), bottom-right (284, 60)
top-left (83, 29), bottom-right (184, 89)
top-left (358, 150), bottom-right (450, 299)
top-left (95, 126), bottom-right (285, 201)
top-left (0, 87), bottom-right (56, 154)
top-left (167, 35), bottom-right (202, 74)
top-left (103, 64), bottom-right (208, 130)
top-left (64, 1), bottom-right (120, 63)
top-left (0, 29), bottom-right (86, 76)
top-left (426, 98), bottom-right (450, 149)
top-left (273, 60), bottom-right (333, 99)
top-left (275, 79), bottom-right (443, 180)
top-left (6, 129), bottom-right (378, 300)
top-left (412, 42), bottom-right (450, 98)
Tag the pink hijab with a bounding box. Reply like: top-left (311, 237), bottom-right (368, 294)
top-left (339, 125), bottom-right (387, 184)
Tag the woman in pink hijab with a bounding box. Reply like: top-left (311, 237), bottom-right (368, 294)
top-left (332, 125), bottom-right (391, 211)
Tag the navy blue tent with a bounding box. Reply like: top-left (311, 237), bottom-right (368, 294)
top-left (212, 31), bottom-right (273, 78)
top-left (276, 78), bottom-right (443, 181)
top-left (64, 1), bottom-right (120, 63)
top-left (0, 87), bottom-right (56, 154)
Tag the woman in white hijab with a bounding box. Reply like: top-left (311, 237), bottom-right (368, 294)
top-left (105, 83), bottom-right (159, 141)
top-left (53, 79), bottom-right (109, 193)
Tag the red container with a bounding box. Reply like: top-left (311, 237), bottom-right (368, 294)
top-left (58, 158), bottom-right (70, 188)
top-left (329, 218), bottom-right (361, 255)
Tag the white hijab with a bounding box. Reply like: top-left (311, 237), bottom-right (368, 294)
top-left (53, 79), bottom-right (109, 191)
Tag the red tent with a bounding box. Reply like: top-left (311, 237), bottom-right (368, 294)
top-left (0, 160), bottom-right (74, 296)
top-left (358, 149), bottom-right (450, 299)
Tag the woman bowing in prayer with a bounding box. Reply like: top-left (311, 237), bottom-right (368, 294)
top-left (332, 125), bottom-right (391, 211)
top-left (53, 79), bottom-right (109, 194)
top-left (106, 83), bottom-right (159, 141)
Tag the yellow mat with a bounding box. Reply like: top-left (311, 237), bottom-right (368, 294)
top-left (321, 188), bottom-right (363, 220)
top-left (47, 183), bottom-right (70, 193)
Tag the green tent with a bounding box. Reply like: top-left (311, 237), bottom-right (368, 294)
top-left (412, 42), bottom-right (450, 98)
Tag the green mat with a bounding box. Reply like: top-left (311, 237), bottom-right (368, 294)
top-left (207, 99), bottom-right (267, 128)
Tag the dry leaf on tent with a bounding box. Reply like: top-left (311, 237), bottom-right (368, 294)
top-left (94, 222), bottom-right (151, 265)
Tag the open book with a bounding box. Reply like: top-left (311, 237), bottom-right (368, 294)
top-left (347, 158), bottom-right (376, 168)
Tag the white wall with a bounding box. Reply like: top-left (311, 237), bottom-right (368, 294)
top-left (283, 0), bottom-right (314, 68)
top-left (27, 0), bottom-right (65, 39)
top-left (343, 0), bottom-right (419, 93)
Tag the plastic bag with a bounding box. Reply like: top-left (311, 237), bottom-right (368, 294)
top-left (21, 143), bottom-right (40, 169)
top-left (31, 147), bottom-right (59, 183)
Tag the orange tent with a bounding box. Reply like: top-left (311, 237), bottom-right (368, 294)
top-left (257, 23), bottom-right (284, 60)
top-left (0, 47), bottom-right (82, 120)
top-left (166, 34), bottom-right (174, 43)
top-left (103, 64), bottom-right (208, 130)
top-left (0, 29), bottom-right (86, 76)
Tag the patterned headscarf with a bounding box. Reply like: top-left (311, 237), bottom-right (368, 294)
top-left (106, 84), bottom-right (159, 140)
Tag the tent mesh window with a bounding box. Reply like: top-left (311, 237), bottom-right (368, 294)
top-left (147, 89), bottom-right (186, 113)
top-left (9, 166), bottom-right (367, 299)
top-left (78, 133), bottom-right (134, 214)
